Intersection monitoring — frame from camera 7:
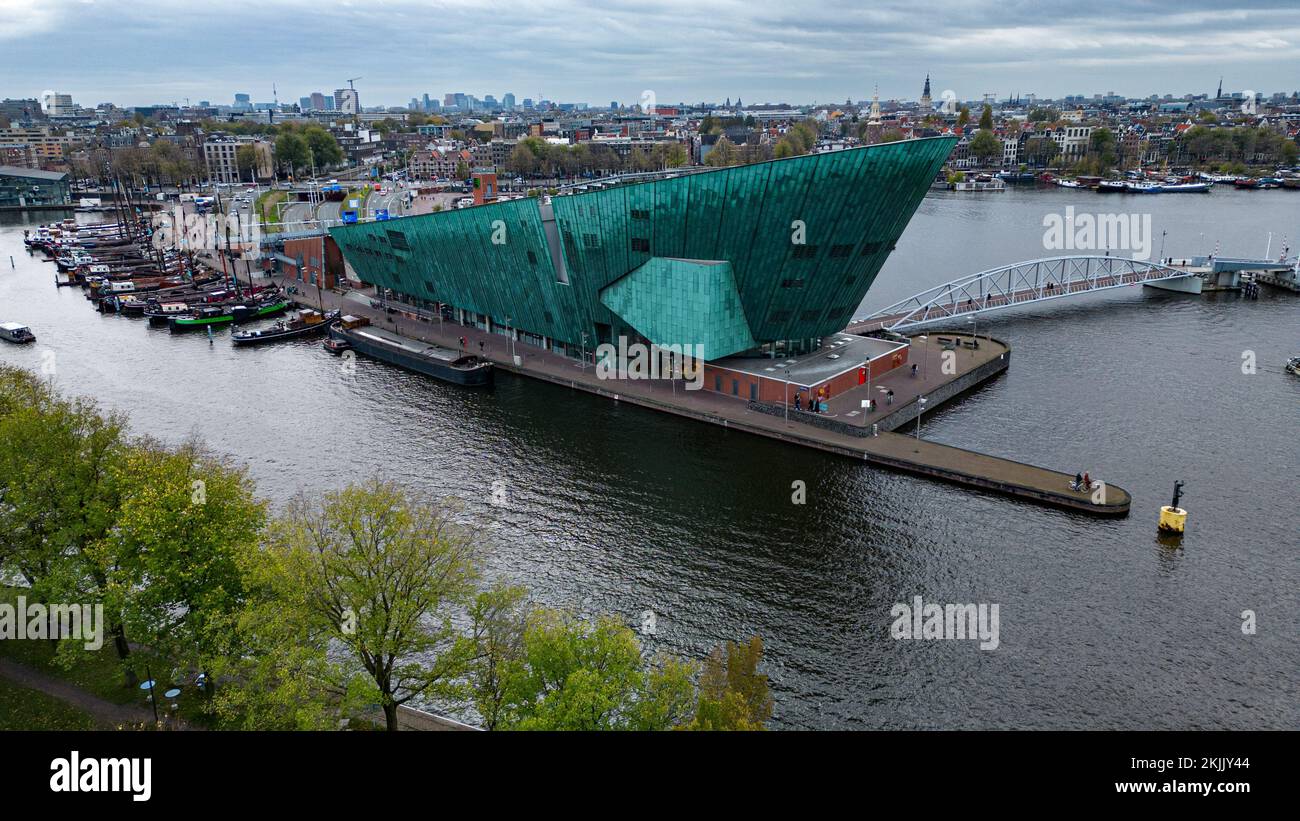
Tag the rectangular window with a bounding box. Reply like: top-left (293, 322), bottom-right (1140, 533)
top-left (527, 249), bottom-right (537, 265)
top-left (749, 383), bottom-right (757, 401)
top-left (780, 279), bottom-right (804, 288)
top-left (830, 244), bottom-right (854, 258)
top-left (583, 233), bottom-right (600, 249)
top-left (860, 241), bottom-right (884, 255)
top-left (793, 245), bottom-right (818, 259)
top-left (631, 237), bottom-right (650, 253)
top-left (630, 208), bottom-right (650, 220)
top-left (715, 374), bottom-right (722, 392)
top-left (731, 379), bottom-right (738, 396)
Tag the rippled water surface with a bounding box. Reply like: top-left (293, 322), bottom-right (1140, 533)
top-left (2, 185), bottom-right (1296, 729)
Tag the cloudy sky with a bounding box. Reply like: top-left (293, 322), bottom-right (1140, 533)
top-left (2, 0), bottom-right (1297, 108)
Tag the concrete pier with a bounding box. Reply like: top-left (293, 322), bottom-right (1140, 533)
top-left (247, 266), bottom-right (1131, 517)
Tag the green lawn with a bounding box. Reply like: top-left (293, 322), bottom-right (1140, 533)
top-left (255, 189), bottom-right (287, 227)
top-left (0, 677), bottom-right (97, 730)
top-left (0, 587), bottom-right (221, 728)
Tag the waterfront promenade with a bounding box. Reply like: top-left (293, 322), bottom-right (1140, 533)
top-left (245, 267), bottom-right (1130, 516)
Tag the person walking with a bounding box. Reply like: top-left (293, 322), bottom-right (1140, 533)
top-left (1072, 472), bottom-right (1083, 491)
top-left (1083, 471), bottom-right (1091, 490)
top-left (794, 393), bottom-right (801, 411)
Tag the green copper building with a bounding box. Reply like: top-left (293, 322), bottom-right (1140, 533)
top-left (330, 136), bottom-right (954, 362)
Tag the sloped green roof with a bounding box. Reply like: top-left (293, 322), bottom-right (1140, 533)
top-left (599, 257), bottom-right (758, 360)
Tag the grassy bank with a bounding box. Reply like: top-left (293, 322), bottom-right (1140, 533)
top-left (0, 677), bottom-right (97, 730)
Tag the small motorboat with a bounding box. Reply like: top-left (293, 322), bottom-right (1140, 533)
top-left (0, 322), bottom-right (36, 344)
top-left (1286, 357), bottom-right (1300, 376)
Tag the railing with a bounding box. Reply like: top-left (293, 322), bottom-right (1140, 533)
top-left (850, 255), bottom-right (1196, 332)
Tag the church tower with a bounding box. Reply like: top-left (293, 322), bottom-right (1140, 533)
top-left (920, 74), bottom-right (932, 113)
top-left (864, 85), bottom-right (883, 144)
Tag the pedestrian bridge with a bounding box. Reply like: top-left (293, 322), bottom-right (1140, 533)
top-left (848, 255), bottom-right (1198, 332)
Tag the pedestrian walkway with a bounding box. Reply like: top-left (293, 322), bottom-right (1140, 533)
top-left (258, 269), bottom-right (1130, 516)
top-left (0, 658), bottom-right (167, 730)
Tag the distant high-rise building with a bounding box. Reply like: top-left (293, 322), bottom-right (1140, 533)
top-left (40, 91), bottom-right (75, 116)
top-left (522, 98), bottom-right (533, 109)
top-left (334, 88), bottom-right (359, 115)
top-left (410, 97), bottom-right (420, 110)
top-left (309, 92), bottom-right (327, 110)
top-left (422, 93), bottom-right (432, 112)
top-left (323, 95), bottom-right (335, 111)
top-left (610, 101), bottom-right (619, 110)
top-left (299, 97), bottom-right (312, 110)
top-left (483, 95), bottom-right (498, 109)
top-left (233, 92), bottom-right (251, 112)
top-left (919, 75), bottom-right (932, 112)
top-left (502, 93), bottom-right (516, 110)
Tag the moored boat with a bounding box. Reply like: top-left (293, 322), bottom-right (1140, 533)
top-left (232, 310), bottom-right (340, 346)
top-left (325, 316), bottom-right (494, 387)
top-left (1286, 357), bottom-right (1300, 376)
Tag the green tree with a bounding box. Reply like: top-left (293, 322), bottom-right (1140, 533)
top-left (508, 610), bottom-right (696, 731)
top-left (225, 480), bottom-right (480, 731)
top-left (687, 636), bottom-right (774, 730)
top-left (979, 104), bottom-right (994, 131)
top-left (957, 106), bottom-right (970, 127)
top-left (302, 126), bottom-right (344, 167)
top-left (235, 144), bottom-right (259, 182)
top-left (274, 131), bottom-right (309, 174)
top-left (969, 129), bottom-right (1002, 166)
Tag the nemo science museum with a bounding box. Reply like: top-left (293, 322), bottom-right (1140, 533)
top-left (330, 135), bottom-right (955, 402)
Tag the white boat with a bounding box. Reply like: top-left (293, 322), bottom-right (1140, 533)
top-left (952, 175), bottom-right (1006, 192)
top-left (1286, 357), bottom-right (1300, 376)
top-left (0, 323), bottom-right (36, 344)
top-left (1055, 179), bottom-right (1084, 188)
top-left (1124, 181), bottom-right (1164, 193)
top-left (1160, 182), bottom-right (1211, 193)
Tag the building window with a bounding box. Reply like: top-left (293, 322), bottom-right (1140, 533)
top-left (792, 245), bottom-right (818, 259)
top-left (582, 233), bottom-right (599, 249)
top-left (780, 279), bottom-right (804, 288)
top-left (527, 249), bottom-right (537, 265)
top-left (829, 244), bottom-right (854, 258)
top-left (630, 237), bottom-right (650, 253)
top-left (630, 208), bottom-right (650, 220)
top-left (731, 379), bottom-right (738, 396)
top-left (860, 241), bottom-right (884, 255)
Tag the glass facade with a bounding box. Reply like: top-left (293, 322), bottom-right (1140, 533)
top-left (0, 167), bottom-right (70, 208)
top-left (330, 137), bottom-right (955, 359)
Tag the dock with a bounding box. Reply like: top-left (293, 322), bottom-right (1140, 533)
top-left (243, 264), bottom-right (1131, 517)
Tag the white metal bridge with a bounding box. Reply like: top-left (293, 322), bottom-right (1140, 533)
top-left (848, 255), bottom-right (1199, 333)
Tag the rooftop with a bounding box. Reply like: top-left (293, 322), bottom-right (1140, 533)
top-left (0, 165), bottom-right (68, 181)
top-left (710, 333), bottom-right (908, 386)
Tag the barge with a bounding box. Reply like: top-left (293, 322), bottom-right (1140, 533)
top-left (324, 316), bottom-right (493, 387)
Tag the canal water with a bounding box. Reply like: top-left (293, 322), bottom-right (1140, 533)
top-left (1, 186), bottom-right (1296, 729)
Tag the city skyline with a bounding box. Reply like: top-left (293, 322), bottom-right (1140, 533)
top-left (2, 0), bottom-right (1298, 108)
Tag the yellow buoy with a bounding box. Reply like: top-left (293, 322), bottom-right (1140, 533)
top-left (1158, 505), bottom-right (1187, 534)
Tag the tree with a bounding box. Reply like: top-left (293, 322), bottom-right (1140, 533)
top-left (235, 145), bottom-right (259, 182)
top-left (979, 104), bottom-right (993, 131)
top-left (687, 636), bottom-right (774, 730)
top-left (957, 106), bottom-right (970, 127)
top-left (301, 126), bottom-right (343, 167)
top-left (509, 610), bottom-right (695, 731)
top-left (229, 480), bottom-right (481, 730)
top-left (705, 136), bottom-right (738, 166)
top-left (1087, 127), bottom-right (1118, 170)
top-left (455, 160), bottom-right (470, 180)
top-left (969, 129), bottom-right (1002, 166)
top-left (274, 131), bottom-right (309, 174)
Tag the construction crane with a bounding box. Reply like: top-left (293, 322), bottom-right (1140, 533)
top-left (347, 77), bottom-right (362, 91)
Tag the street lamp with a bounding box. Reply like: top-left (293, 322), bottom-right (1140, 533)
top-left (580, 332), bottom-right (589, 371)
top-left (505, 316), bottom-right (516, 361)
top-left (918, 334), bottom-right (928, 381)
top-left (915, 395), bottom-right (928, 441)
top-left (784, 368), bottom-right (791, 423)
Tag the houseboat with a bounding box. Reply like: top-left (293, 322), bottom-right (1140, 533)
top-left (0, 323), bottom-right (36, 344)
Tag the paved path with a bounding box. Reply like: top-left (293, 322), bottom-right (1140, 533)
top-left (0, 658), bottom-right (172, 730)
top-left (256, 269), bottom-right (1130, 515)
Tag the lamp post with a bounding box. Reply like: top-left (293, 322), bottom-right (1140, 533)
top-left (505, 316), bottom-right (516, 360)
top-left (918, 334), bottom-right (928, 381)
top-left (915, 395), bottom-right (927, 440)
top-left (580, 332), bottom-right (589, 371)
top-left (784, 368), bottom-right (791, 423)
